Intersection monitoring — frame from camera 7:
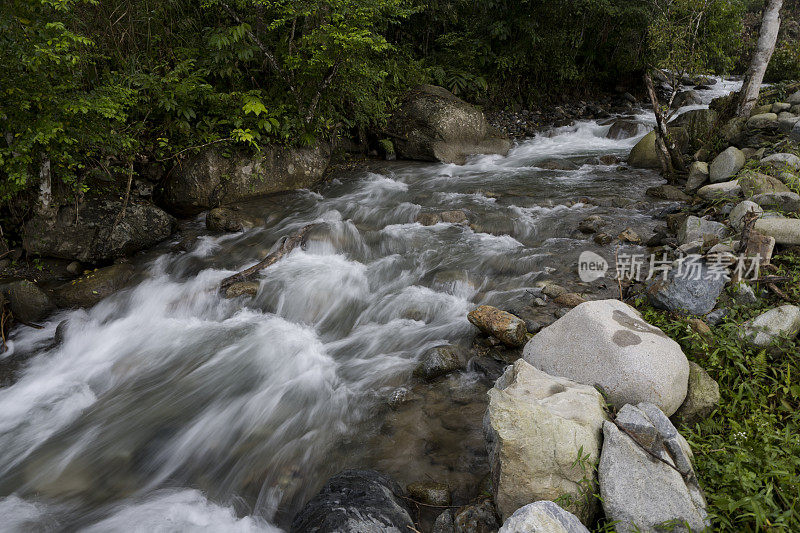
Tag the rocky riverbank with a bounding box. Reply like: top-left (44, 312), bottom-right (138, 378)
top-left (3, 80), bottom-right (799, 531)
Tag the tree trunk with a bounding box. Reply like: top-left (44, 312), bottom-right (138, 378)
top-left (36, 156), bottom-right (53, 217)
top-left (644, 72), bottom-right (682, 178)
top-left (738, 0), bottom-right (783, 117)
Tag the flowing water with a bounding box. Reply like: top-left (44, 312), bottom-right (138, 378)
top-left (0, 80), bottom-right (740, 532)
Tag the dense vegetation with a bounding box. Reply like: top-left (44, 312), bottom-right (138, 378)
top-left (5, 0), bottom-right (796, 209)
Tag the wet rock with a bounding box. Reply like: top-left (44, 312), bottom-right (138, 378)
top-left (685, 162), bottom-right (709, 192)
top-left (537, 159), bottom-right (580, 171)
top-left (674, 90), bottom-right (701, 107)
top-left (752, 192), bottom-right (800, 213)
top-left (433, 510), bottom-right (456, 533)
top-left (739, 171), bottom-right (791, 197)
top-left (677, 216), bottom-right (729, 245)
top-left (23, 200), bottom-right (176, 262)
top-left (553, 293), bottom-right (586, 308)
top-left (417, 212), bottom-right (442, 226)
top-left (628, 130), bottom-right (689, 169)
top-left (224, 281), bottom-right (260, 299)
top-left (606, 120), bottom-right (640, 140)
top-left (414, 345), bottom-right (464, 381)
top-left (753, 218), bottom-right (800, 245)
top-left (468, 355), bottom-right (507, 382)
top-left (290, 470), bottom-right (414, 533)
top-left (599, 403), bottom-right (709, 533)
top-left (523, 299), bottom-right (689, 416)
top-left (205, 208), bottom-right (257, 232)
top-left (498, 501), bottom-right (590, 533)
top-left (440, 210), bottom-right (469, 224)
top-left (66, 261), bottom-right (82, 275)
top-left (2, 280), bottom-right (56, 323)
top-left (389, 85), bottom-right (511, 165)
top-left (160, 144), bottom-right (330, 215)
top-left (597, 154), bottom-right (621, 165)
top-left (485, 360), bottom-right (608, 523)
top-left (618, 228), bottom-right (641, 243)
top-left (646, 258), bottom-right (726, 316)
top-left (729, 201), bottom-right (763, 231)
top-left (406, 481), bottom-right (451, 506)
top-left (740, 305), bottom-right (800, 348)
top-left (646, 184), bottom-right (691, 202)
top-left (578, 215), bottom-right (605, 234)
top-left (52, 264), bottom-right (136, 308)
top-left (671, 362), bottom-right (720, 427)
top-left (535, 282), bottom-right (566, 300)
top-left (468, 306), bottom-right (527, 347)
top-left (593, 233), bottom-right (613, 246)
top-left (696, 180), bottom-right (743, 202)
top-left (709, 147), bottom-right (745, 183)
top-left (453, 498), bottom-right (501, 533)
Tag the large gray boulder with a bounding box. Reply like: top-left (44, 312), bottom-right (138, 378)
top-left (388, 85), bottom-right (511, 165)
top-left (753, 218), bottom-right (800, 245)
top-left (484, 360), bottom-right (608, 523)
top-left (160, 144), bottom-right (330, 215)
top-left (677, 216), bottom-right (729, 245)
top-left (746, 112), bottom-right (778, 130)
top-left (788, 89), bottom-right (800, 105)
top-left (523, 300), bottom-right (689, 416)
top-left (23, 200), bottom-right (175, 263)
top-left (627, 129), bottom-right (690, 169)
top-left (646, 258), bottom-right (727, 316)
top-left (2, 280), bottom-right (56, 323)
top-left (709, 147), bottom-right (745, 183)
top-left (599, 403), bottom-right (709, 533)
top-left (739, 171), bottom-right (791, 197)
top-left (290, 470), bottom-right (414, 533)
top-left (498, 501), bottom-right (590, 533)
top-left (791, 121), bottom-right (800, 142)
top-left (739, 305), bottom-right (800, 348)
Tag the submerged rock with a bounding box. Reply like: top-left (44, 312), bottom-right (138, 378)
top-left (498, 501), bottom-right (590, 533)
top-left (523, 300), bottom-right (689, 416)
top-left (468, 306), bottom-right (528, 347)
top-left (406, 481), bottom-right (451, 506)
top-left (599, 403), bottom-right (709, 533)
top-left (23, 200), bottom-right (176, 263)
top-left (223, 281), bottom-right (260, 299)
top-left (485, 360), bottom-right (608, 523)
top-left (290, 470), bottom-right (414, 533)
top-left (206, 208), bottom-right (259, 232)
top-left (414, 345), bottom-right (464, 381)
top-left (388, 85), bottom-right (511, 165)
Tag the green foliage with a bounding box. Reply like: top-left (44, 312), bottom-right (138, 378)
top-left (635, 253), bottom-right (800, 531)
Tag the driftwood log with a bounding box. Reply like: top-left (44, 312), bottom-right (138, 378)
top-left (219, 223), bottom-right (320, 290)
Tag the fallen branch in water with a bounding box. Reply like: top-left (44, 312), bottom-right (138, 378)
top-left (219, 223), bottom-right (320, 290)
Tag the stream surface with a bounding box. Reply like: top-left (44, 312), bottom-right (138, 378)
top-left (0, 80), bottom-right (739, 532)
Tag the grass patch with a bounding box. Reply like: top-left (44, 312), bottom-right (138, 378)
top-left (633, 250), bottom-right (800, 531)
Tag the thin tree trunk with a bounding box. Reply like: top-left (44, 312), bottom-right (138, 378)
top-left (644, 72), bottom-right (674, 177)
top-left (738, 0), bottom-right (783, 117)
top-left (36, 156), bottom-right (53, 217)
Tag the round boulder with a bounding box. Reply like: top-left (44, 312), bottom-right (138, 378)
top-left (523, 299), bottom-right (690, 416)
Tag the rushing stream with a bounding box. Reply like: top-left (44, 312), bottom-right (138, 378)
top-left (0, 80), bottom-right (740, 531)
